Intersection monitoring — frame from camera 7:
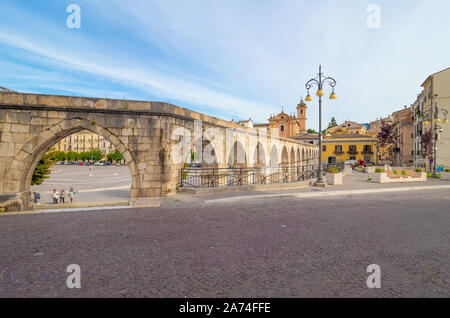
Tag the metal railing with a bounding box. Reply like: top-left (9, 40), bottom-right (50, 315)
top-left (179, 163), bottom-right (344, 189)
top-left (180, 165), bottom-right (319, 188)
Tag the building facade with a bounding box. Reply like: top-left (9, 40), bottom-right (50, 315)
top-left (54, 130), bottom-right (115, 154)
top-left (412, 67), bottom-right (450, 170)
top-left (321, 121), bottom-right (377, 164)
top-left (392, 106), bottom-right (414, 166)
top-left (263, 100), bottom-right (307, 138)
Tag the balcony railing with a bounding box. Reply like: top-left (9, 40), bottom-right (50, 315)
top-left (347, 151), bottom-right (358, 155)
top-left (362, 151), bottom-right (374, 154)
top-left (334, 151), bottom-right (344, 155)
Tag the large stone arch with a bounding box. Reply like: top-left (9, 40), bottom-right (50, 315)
top-left (9, 117), bottom-right (141, 211)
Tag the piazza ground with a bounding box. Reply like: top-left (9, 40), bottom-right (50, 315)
top-left (0, 180), bottom-right (448, 297)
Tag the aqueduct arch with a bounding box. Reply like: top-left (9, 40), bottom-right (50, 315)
top-left (0, 91), bottom-right (319, 211)
top-left (17, 118), bottom-right (140, 197)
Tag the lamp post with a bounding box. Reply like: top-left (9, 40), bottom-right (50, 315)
top-left (421, 101), bottom-right (448, 177)
top-left (304, 65), bottom-right (337, 185)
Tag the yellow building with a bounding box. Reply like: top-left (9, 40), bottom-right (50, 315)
top-left (321, 121), bottom-right (377, 164)
top-left (54, 130), bottom-right (115, 154)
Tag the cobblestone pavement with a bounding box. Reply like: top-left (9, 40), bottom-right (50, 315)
top-left (0, 186), bottom-right (449, 297)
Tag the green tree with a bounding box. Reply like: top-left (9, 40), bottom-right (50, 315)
top-left (107, 150), bottom-right (123, 163)
top-left (91, 149), bottom-right (103, 161)
top-left (54, 151), bottom-right (66, 162)
top-left (327, 117), bottom-right (338, 129)
top-left (307, 129), bottom-right (316, 133)
top-left (66, 151), bottom-right (79, 161)
top-left (31, 151), bottom-right (58, 185)
top-left (106, 153), bottom-right (114, 163)
top-left (112, 149), bottom-right (123, 162)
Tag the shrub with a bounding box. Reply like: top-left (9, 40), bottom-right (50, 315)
top-left (367, 177), bottom-right (372, 181)
top-left (415, 168), bottom-right (422, 173)
top-left (445, 169), bottom-right (450, 172)
top-left (328, 167), bottom-right (339, 174)
top-left (427, 173), bottom-right (441, 178)
top-left (375, 168), bottom-right (384, 173)
top-left (401, 170), bottom-right (406, 176)
top-left (369, 163), bottom-right (374, 167)
top-left (393, 170), bottom-right (398, 174)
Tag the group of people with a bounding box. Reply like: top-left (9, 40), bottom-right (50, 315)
top-left (51, 188), bottom-right (77, 204)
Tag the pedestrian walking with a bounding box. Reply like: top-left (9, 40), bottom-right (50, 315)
top-left (59, 189), bottom-right (65, 203)
top-left (51, 189), bottom-right (59, 204)
top-left (68, 187), bottom-right (78, 203)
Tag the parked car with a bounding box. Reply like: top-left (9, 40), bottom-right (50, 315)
top-left (344, 160), bottom-right (358, 165)
top-left (103, 162), bottom-right (111, 166)
top-left (77, 162), bottom-right (83, 166)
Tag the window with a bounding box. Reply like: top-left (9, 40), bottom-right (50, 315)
top-left (363, 145), bottom-right (372, 152)
top-left (300, 110), bottom-right (303, 115)
top-left (280, 124), bottom-right (285, 132)
top-left (411, 150), bottom-right (414, 155)
top-left (349, 145), bottom-right (357, 152)
top-left (335, 145), bottom-right (342, 152)
top-left (323, 145), bottom-right (327, 151)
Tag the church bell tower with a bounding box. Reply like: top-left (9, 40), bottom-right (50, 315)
top-left (297, 99), bottom-right (307, 133)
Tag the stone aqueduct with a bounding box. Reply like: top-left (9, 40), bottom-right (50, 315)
top-left (0, 92), bottom-right (319, 211)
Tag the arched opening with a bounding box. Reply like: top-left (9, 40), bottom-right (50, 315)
top-left (302, 148), bottom-right (306, 165)
top-left (269, 145), bottom-right (279, 168)
top-left (289, 147), bottom-right (295, 166)
top-left (281, 146), bottom-right (289, 166)
top-left (253, 142), bottom-right (266, 166)
top-left (227, 141), bottom-right (247, 168)
top-left (194, 138), bottom-right (219, 169)
top-left (296, 148), bottom-right (301, 165)
top-left (12, 118), bottom-right (139, 210)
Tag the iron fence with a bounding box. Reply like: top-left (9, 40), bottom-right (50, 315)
top-left (179, 163), bottom-right (344, 189)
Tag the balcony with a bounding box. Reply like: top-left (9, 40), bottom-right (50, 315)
top-left (362, 151), bottom-right (374, 154)
top-left (334, 151), bottom-right (344, 155)
top-left (347, 151), bottom-right (358, 155)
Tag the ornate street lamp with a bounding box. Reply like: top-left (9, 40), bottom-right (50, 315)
top-left (304, 65), bottom-right (337, 185)
top-left (420, 100), bottom-right (448, 177)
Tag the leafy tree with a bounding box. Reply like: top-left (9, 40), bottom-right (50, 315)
top-left (107, 150), bottom-right (123, 163)
top-left (377, 120), bottom-right (398, 163)
top-left (327, 117), bottom-right (338, 129)
top-left (106, 153), bottom-right (114, 163)
top-left (66, 151), bottom-right (79, 161)
top-left (307, 129), bottom-right (316, 133)
top-left (31, 151), bottom-right (58, 185)
top-left (54, 151), bottom-right (66, 162)
top-left (421, 130), bottom-right (434, 172)
top-left (112, 149), bottom-right (123, 161)
top-left (91, 149), bottom-right (104, 161)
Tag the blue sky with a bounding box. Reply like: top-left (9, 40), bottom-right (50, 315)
top-left (0, 0), bottom-right (449, 130)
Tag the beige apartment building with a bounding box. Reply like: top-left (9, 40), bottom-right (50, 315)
top-left (413, 67), bottom-right (450, 170)
top-left (54, 130), bottom-right (115, 154)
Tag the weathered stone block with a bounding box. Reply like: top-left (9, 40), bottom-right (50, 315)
top-left (11, 124), bottom-right (29, 133)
